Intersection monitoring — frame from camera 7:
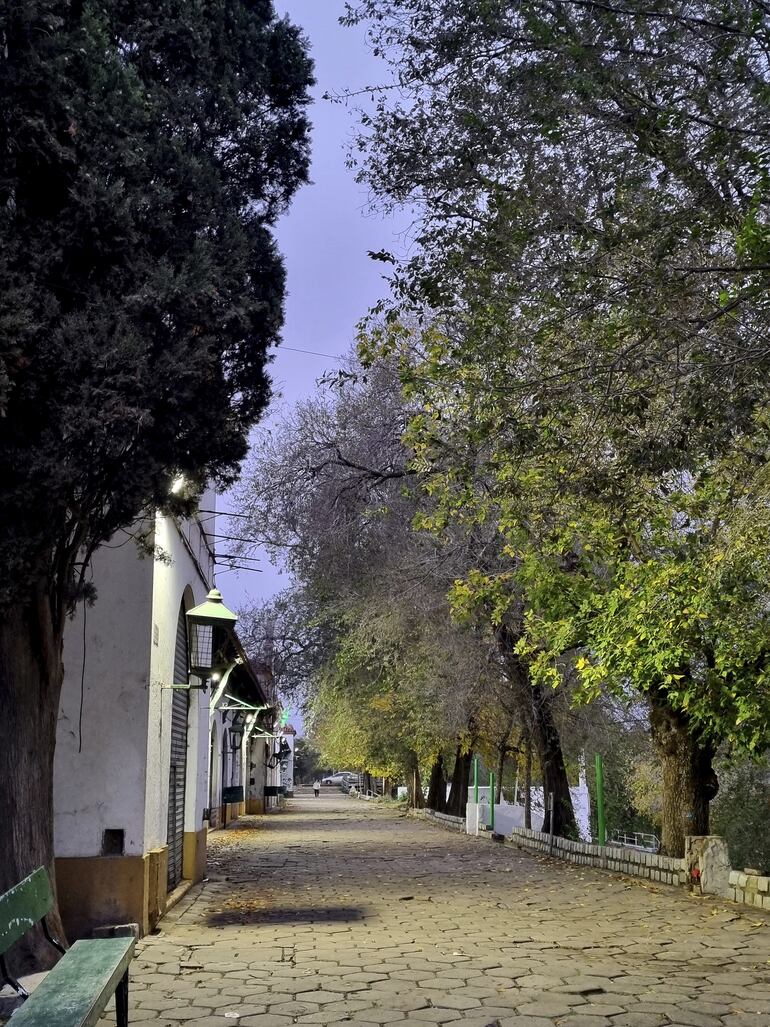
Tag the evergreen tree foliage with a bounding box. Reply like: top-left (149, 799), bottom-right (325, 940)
top-left (0, 0), bottom-right (312, 605)
top-left (711, 755), bottom-right (770, 873)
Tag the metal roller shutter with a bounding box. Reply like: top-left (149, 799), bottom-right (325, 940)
top-left (167, 604), bottom-right (189, 891)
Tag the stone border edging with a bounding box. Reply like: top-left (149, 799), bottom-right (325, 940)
top-left (729, 868), bottom-right (770, 908)
top-left (410, 808), bottom-right (466, 832)
top-left (412, 806), bottom-right (770, 914)
top-left (503, 826), bottom-right (686, 887)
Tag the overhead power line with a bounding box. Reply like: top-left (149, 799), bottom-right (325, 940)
top-left (215, 564), bottom-right (263, 574)
top-left (279, 345), bottom-right (345, 361)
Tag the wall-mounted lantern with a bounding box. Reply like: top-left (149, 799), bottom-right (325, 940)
top-left (186, 589), bottom-right (238, 676)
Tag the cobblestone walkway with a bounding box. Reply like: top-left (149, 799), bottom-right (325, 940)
top-left (104, 791), bottom-right (770, 1027)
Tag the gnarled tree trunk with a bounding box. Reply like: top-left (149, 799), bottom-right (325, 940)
top-left (426, 754), bottom-right (447, 812)
top-left (0, 584), bottom-right (68, 972)
top-left (496, 624), bottom-right (577, 838)
top-left (530, 683), bottom-right (576, 838)
top-left (650, 693), bottom-right (718, 857)
top-left (446, 746), bottom-right (473, 817)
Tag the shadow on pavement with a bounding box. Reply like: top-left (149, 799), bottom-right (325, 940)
top-left (207, 904), bottom-right (368, 927)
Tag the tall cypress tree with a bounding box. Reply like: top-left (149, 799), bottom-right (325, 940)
top-left (0, 0), bottom-right (312, 955)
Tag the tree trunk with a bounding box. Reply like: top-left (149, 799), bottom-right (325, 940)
top-left (0, 586), bottom-right (68, 972)
top-left (426, 754), bottom-right (447, 812)
top-left (446, 747), bottom-right (472, 817)
top-left (496, 623), bottom-right (577, 837)
top-left (495, 746), bottom-right (505, 804)
top-left (649, 694), bottom-right (717, 857)
top-left (530, 684), bottom-right (577, 838)
top-left (524, 736), bottom-right (532, 829)
top-left (406, 753), bottom-right (424, 809)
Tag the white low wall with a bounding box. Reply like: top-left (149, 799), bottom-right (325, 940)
top-left (467, 785), bottom-right (590, 838)
top-left (729, 869), bottom-right (770, 909)
top-left (466, 802), bottom-right (542, 834)
top-left (413, 808), bottom-right (465, 832)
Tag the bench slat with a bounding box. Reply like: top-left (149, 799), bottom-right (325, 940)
top-left (0, 869), bottom-right (53, 956)
top-left (10, 937), bottom-right (135, 1027)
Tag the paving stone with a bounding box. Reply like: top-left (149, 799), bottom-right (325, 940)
top-left (558, 1017), bottom-right (613, 1027)
top-left (295, 1014), bottom-right (376, 1025)
top-left (417, 978), bottom-right (467, 991)
top-left (268, 999), bottom-right (323, 1016)
top-left (355, 1010), bottom-right (406, 1023)
top-left (581, 1001), bottom-right (630, 1015)
top-left (664, 1011), bottom-right (726, 1027)
top-left (609, 1015), bottom-right (667, 1027)
top-left (239, 1016), bottom-right (293, 1027)
top-left (371, 991), bottom-right (430, 1011)
top-left (515, 998), bottom-right (576, 1017)
top-left (342, 972), bottom-right (390, 983)
top-left (154, 1007), bottom-right (216, 1021)
top-left (429, 992), bottom-right (482, 1010)
top-left (406, 1009), bottom-right (463, 1023)
top-left (497, 1019), bottom-right (555, 1027)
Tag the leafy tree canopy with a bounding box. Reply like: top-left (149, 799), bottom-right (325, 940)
top-left (345, 1), bottom-right (770, 851)
top-left (346, 0), bottom-right (770, 471)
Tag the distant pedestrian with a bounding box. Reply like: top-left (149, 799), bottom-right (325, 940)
top-left (313, 779), bottom-right (321, 798)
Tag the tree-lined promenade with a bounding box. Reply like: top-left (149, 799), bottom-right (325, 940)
top-left (2, 0), bottom-right (770, 995)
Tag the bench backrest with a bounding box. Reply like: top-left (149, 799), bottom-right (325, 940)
top-left (0, 868), bottom-right (54, 958)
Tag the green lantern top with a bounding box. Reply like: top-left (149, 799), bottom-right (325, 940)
top-left (186, 588), bottom-right (238, 629)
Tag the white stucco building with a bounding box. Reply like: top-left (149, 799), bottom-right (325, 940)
top-left (53, 498), bottom-right (271, 938)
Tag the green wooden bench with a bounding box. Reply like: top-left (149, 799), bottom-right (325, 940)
top-left (0, 868), bottom-right (135, 1027)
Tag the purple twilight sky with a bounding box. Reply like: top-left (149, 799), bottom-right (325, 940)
top-left (217, 1), bottom-right (404, 613)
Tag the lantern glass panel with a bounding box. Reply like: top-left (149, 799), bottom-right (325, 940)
top-left (189, 621), bottom-right (214, 673)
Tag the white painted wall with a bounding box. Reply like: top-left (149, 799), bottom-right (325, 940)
top-left (55, 524), bottom-right (155, 858)
top-left (55, 504), bottom-right (216, 861)
top-left (186, 687), bottom-right (210, 832)
top-left (208, 719), bottom-right (220, 815)
top-left (468, 782), bottom-right (591, 839)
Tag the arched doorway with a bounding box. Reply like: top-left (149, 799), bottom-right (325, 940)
top-left (167, 598), bottom-right (190, 891)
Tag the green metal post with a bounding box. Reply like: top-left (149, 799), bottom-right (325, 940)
top-left (489, 772), bottom-right (495, 833)
top-left (595, 753), bottom-right (606, 846)
top-left (473, 755), bottom-right (479, 804)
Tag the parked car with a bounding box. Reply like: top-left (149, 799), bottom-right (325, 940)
top-left (322, 772), bottom-right (358, 786)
